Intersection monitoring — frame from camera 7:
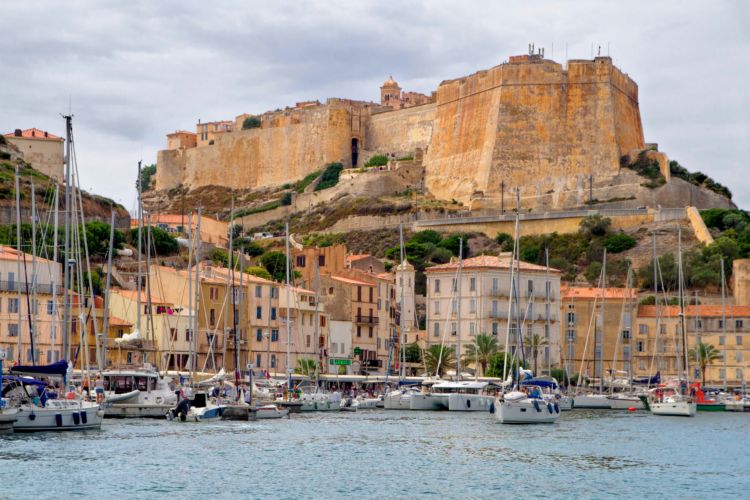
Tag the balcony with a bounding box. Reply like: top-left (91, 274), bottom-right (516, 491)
top-left (0, 280), bottom-right (55, 294)
top-left (361, 359), bottom-right (383, 369)
top-left (355, 315), bottom-right (379, 325)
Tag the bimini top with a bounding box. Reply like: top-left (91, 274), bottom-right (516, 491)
top-left (11, 360), bottom-right (68, 378)
top-left (433, 381), bottom-right (488, 390)
top-left (520, 377), bottom-right (559, 390)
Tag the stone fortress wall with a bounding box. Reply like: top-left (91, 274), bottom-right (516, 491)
top-left (155, 52), bottom-right (720, 211)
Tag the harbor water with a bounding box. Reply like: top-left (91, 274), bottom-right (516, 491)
top-left (1, 410), bottom-right (748, 499)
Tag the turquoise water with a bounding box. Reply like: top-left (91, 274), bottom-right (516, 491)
top-left (1, 410), bottom-right (749, 499)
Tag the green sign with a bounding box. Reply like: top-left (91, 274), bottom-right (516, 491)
top-left (329, 358), bottom-right (352, 366)
top-left (353, 347), bottom-right (362, 355)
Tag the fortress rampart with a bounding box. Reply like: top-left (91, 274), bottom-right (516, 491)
top-left (156, 54), bottom-right (648, 208)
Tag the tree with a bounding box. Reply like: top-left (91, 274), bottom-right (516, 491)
top-left (138, 163), bottom-right (156, 192)
top-left (579, 215), bottom-right (612, 238)
top-left (83, 221), bottom-right (125, 259)
top-left (603, 232), bottom-right (636, 253)
top-left (128, 226), bottom-right (179, 256)
top-left (294, 358), bottom-right (316, 375)
top-left (242, 116), bottom-right (261, 129)
top-left (524, 334), bottom-right (548, 375)
top-left (245, 266), bottom-right (272, 281)
top-left (689, 343), bottom-right (722, 386)
top-left (486, 352), bottom-right (524, 379)
top-left (550, 368), bottom-right (570, 387)
top-left (462, 334), bottom-right (498, 376)
top-left (437, 233), bottom-right (470, 257)
top-left (260, 251), bottom-right (289, 282)
top-left (404, 342), bottom-right (422, 363)
top-left (423, 344), bottom-right (455, 378)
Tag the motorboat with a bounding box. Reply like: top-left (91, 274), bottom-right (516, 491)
top-left (492, 386), bottom-right (561, 424)
top-left (254, 404), bottom-right (290, 419)
top-left (101, 369), bottom-right (177, 418)
top-left (445, 382), bottom-right (494, 412)
top-left (648, 387), bottom-right (696, 417)
top-left (299, 391), bottom-right (342, 412)
top-left (166, 391), bottom-right (226, 422)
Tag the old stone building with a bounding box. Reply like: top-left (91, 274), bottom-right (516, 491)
top-left (3, 128), bottom-right (64, 180)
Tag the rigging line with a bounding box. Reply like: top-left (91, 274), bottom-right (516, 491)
top-left (433, 263), bottom-right (463, 377)
top-left (575, 267), bottom-right (603, 393)
top-left (608, 265), bottom-right (631, 392)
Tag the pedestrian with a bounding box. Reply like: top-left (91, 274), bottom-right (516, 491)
top-left (95, 375), bottom-right (105, 404)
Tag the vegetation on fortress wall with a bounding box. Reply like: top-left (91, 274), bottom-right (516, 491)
top-left (364, 155), bottom-right (388, 168)
top-left (139, 163), bottom-right (156, 192)
top-left (314, 163), bottom-right (344, 191)
top-left (242, 116), bottom-right (261, 129)
top-left (670, 160), bottom-right (732, 199)
top-left (622, 152), bottom-right (665, 189)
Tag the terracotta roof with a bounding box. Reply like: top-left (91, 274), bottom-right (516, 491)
top-left (562, 285), bottom-right (637, 300)
top-left (347, 254), bottom-right (372, 262)
top-left (376, 272), bottom-right (393, 281)
top-left (167, 130), bottom-right (196, 136)
top-left (331, 275), bottom-right (375, 287)
top-left (108, 316), bottom-right (132, 327)
top-left (111, 288), bottom-right (172, 305)
top-left (638, 305), bottom-right (750, 318)
top-left (129, 214), bottom-right (225, 227)
top-left (426, 255), bottom-right (560, 274)
top-left (0, 246), bottom-right (57, 265)
top-left (4, 128), bottom-right (62, 141)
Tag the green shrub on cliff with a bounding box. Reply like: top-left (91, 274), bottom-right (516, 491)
top-left (242, 116), bottom-right (261, 129)
top-left (315, 162), bottom-right (344, 191)
top-left (365, 155), bottom-right (388, 167)
top-left (623, 151), bottom-right (665, 188)
top-left (670, 160), bottom-right (732, 199)
top-left (294, 170), bottom-right (321, 193)
top-left (138, 164), bottom-right (156, 192)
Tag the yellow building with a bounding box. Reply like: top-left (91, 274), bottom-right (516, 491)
top-left (635, 305), bottom-right (750, 388)
top-left (561, 285), bottom-right (636, 380)
top-left (131, 213), bottom-right (229, 248)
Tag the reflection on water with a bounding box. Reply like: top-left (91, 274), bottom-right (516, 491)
top-left (0, 410), bottom-right (749, 499)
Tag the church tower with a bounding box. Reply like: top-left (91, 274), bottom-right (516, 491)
top-left (380, 76), bottom-right (402, 109)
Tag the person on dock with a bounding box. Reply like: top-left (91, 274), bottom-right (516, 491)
top-left (95, 375), bottom-right (105, 404)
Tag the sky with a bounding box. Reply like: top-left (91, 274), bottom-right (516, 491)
top-left (1, 1), bottom-right (748, 212)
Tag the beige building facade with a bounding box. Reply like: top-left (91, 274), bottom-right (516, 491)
top-left (3, 128), bottom-right (64, 180)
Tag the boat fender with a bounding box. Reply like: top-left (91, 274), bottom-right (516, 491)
top-left (179, 412), bottom-right (186, 422)
top-left (156, 397), bottom-right (162, 404)
top-left (29, 412), bottom-right (36, 421)
top-left (489, 401), bottom-right (495, 414)
top-left (467, 399), bottom-right (471, 409)
top-left (533, 399), bottom-right (541, 412)
top-left (547, 403), bottom-right (553, 414)
top-left (72, 412), bottom-right (80, 425)
top-left (554, 403), bottom-right (560, 414)
top-left (55, 413), bottom-right (61, 427)
top-left (80, 411), bottom-right (88, 424)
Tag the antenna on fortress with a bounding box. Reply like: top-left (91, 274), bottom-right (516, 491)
top-left (598, 45), bottom-right (602, 57)
top-left (591, 42), bottom-right (594, 59)
top-left (607, 42), bottom-right (610, 57)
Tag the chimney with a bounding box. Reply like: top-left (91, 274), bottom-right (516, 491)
top-left (14, 129), bottom-right (21, 137)
top-left (31, 130), bottom-right (35, 137)
top-left (44, 131), bottom-right (48, 138)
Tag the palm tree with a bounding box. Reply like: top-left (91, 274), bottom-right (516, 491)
top-left (294, 358), bottom-right (316, 375)
top-left (423, 345), bottom-right (456, 378)
top-left (524, 333), bottom-right (548, 376)
top-left (462, 334), bottom-right (498, 376)
top-left (689, 342), bottom-right (722, 386)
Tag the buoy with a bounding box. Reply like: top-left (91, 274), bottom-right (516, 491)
top-left (628, 407), bottom-right (636, 412)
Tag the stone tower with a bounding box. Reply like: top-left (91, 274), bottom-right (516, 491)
top-left (380, 76), bottom-right (401, 109)
top-left (394, 259), bottom-right (416, 339)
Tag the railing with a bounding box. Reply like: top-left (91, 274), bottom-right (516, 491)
top-left (416, 207), bottom-right (652, 227)
top-left (0, 280), bottom-right (56, 294)
top-left (355, 316), bottom-right (379, 325)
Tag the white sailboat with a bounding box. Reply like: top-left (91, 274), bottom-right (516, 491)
top-left (650, 229), bottom-right (696, 417)
top-left (493, 191), bottom-right (559, 424)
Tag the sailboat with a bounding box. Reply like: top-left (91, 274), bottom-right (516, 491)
top-left (493, 191), bottom-right (560, 424)
top-left (650, 229), bottom-right (696, 417)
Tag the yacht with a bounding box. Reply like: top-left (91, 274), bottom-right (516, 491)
top-left (649, 386), bottom-right (696, 417)
top-left (573, 392), bottom-right (612, 409)
top-left (493, 385), bottom-right (561, 424)
top-left (445, 382), bottom-right (495, 412)
top-left (607, 392), bottom-right (645, 410)
top-left (384, 386), bottom-right (420, 410)
top-left (101, 369), bottom-right (177, 418)
top-left (299, 391), bottom-right (342, 412)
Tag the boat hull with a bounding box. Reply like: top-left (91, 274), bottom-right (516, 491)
top-left (409, 394), bottom-right (447, 411)
top-left (607, 396), bottom-right (645, 410)
top-left (650, 401), bottom-right (697, 417)
top-left (12, 403), bottom-right (103, 432)
top-left (0, 410), bottom-right (18, 435)
top-left (254, 405), bottom-right (289, 419)
top-left (383, 392), bottom-right (412, 410)
top-left (725, 401), bottom-right (750, 412)
top-left (447, 394), bottom-right (494, 412)
top-left (573, 394), bottom-right (612, 409)
top-left (493, 398), bottom-right (560, 424)
top-left (300, 400), bottom-right (341, 412)
top-left (696, 403), bottom-right (725, 412)
top-left (557, 395), bottom-right (573, 411)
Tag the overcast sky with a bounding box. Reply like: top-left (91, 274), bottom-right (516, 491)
top-left (1, 1), bottom-right (748, 212)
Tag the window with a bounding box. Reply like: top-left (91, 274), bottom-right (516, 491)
top-left (622, 329), bottom-right (631, 341)
top-left (659, 324), bottom-right (666, 335)
top-left (368, 326), bottom-right (373, 338)
top-left (271, 329), bottom-right (279, 342)
top-left (719, 368), bottom-right (726, 380)
top-left (256, 306), bottom-right (262, 320)
top-left (696, 319), bottom-right (703, 329)
top-left (433, 322), bottom-right (440, 337)
top-left (544, 324), bottom-right (550, 339)
top-left (209, 309), bottom-right (216, 327)
top-left (451, 322), bottom-right (457, 336)
top-left (719, 336), bottom-right (725, 346)
top-left (186, 329), bottom-right (193, 342)
top-left (296, 255), bottom-right (306, 267)
top-left (209, 287), bottom-right (218, 300)
top-left (8, 323), bottom-right (18, 337)
top-left (639, 324), bottom-right (649, 335)
top-left (450, 298), bottom-right (458, 315)
top-left (127, 352), bottom-right (133, 364)
top-left (545, 281), bottom-right (551, 301)
top-left (492, 278), bottom-right (499, 293)
top-left (320, 316), bottom-right (326, 327)
top-left (736, 351), bottom-right (743, 363)
top-left (271, 287), bottom-right (278, 299)
top-left (492, 322), bottom-right (499, 336)
top-left (452, 278), bottom-right (457, 292)
top-left (566, 312), bottom-right (576, 326)
top-left (434, 301), bottom-right (440, 315)
top-left (639, 358), bottom-right (646, 370)
top-left (357, 326), bottom-right (362, 338)
top-left (47, 300), bottom-right (54, 315)
top-left (434, 279), bottom-right (441, 293)
top-left (271, 308), bottom-right (277, 320)
top-left (256, 329), bottom-right (263, 342)
top-left (8, 298), bottom-right (19, 314)
top-left (491, 300), bottom-right (498, 316)
top-left (469, 277), bottom-right (476, 292)
top-left (719, 320), bottom-right (724, 329)
top-left (377, 338), bottom-right (381, 349)
top-left (736, 369), bottom-right (743, 381)
top-left (737, 335), bottom-right (743, 346)
top-left (566, 329), bottom-right (575, 342)
top-left (256, 354), bottom-right (261, 367)
top-left (271, 354), bottom-right (276, 368)
top-left (31, 300), bottom-right (38, 315)
top-left (469, 323), bottom-right (475, 336)
top-left (357, 286), bottom-right (362, 302)
top-left (736, 320), bottom-right (744, 329)
top-left (255, 285), bottom-right (262, 298)
top-left (622, 345), bottom-right (631, 361)
top-left (318, 255), bottom-right (325, 267)
top-left (527, 280), bottom-right (533, 295)
top-left (636, 341), bottom-right (644, 353)
top-left (469, 299), bottom-right (476, 314)
top-left (8, 272), bottom-right (14, 288)
top-left (369, 287), bottom-right (373, 303)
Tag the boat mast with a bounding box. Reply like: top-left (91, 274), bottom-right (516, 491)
top-left (51, 186), bottom-right (60, 362)
top-left (399, 223), bottom-right (406, 380)
top-left (145, 211), bottom-right (155, 367)
top-left (597, 249), bottom-right (607, 394)
top-left (14, 165), bottom-right (23, 361)
top-left (502, 191), bottom-right (520, 386)
top-left (313, 258), bottom-right (320, 387)
top-left (230, 197), bottom-right (239, 389)
top-left (30, 180), bottom-right (38, 360)
top-left (545, 247), bottom-right (551, 376)
top-left (721, 256), bottom-right (727, 391)
top-left (455, 236), bottom-right (463, 381)
top-left (187, 211), bottom-right (194, 377)
top-left (62, 114), bottom-right (72, 362)
top-left (191, 208), bottom-right (201, 377)
top-left (648, 232), bottom-right (659, 391)
top-left (101, 210), bottom-right (115, 370)
top-left (627, 267), bottom-right (634, 389)
top-left (285, 221), bottom-right (292, 393)
top-left (677, 228), bottom-right (690, 390)
top-left (136, 161), bottom-right (143, 347)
